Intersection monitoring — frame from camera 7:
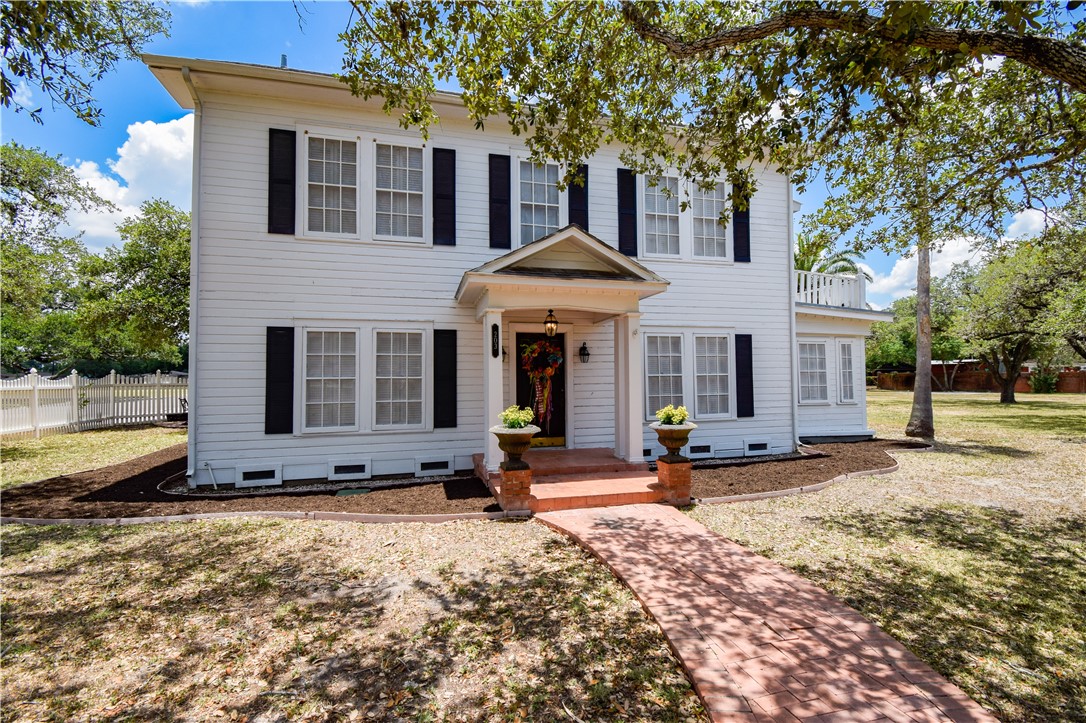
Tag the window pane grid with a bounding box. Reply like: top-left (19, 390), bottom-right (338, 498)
top-left (520, 161), bottom-right (560, 245)
top-left (375, 331), bottom-right (424, 427)
top-left (693, 182), bottom-right (729, 258)
top-left (839, 343), bottom-right (855, 402)
top-left (644, 176), bottom-right (680, 255)
top-left (799, 343), bottom-right (828, 402)
top-left (307, 137), bottom-right (358, 235)
top-left (304, 331), bottom-right (357, 429)
top-left (695, 335), bottom-right (730, 416)
top-left (646, 334), bottom-right (684, 414)
top-left (375, 144), bottom-right (424, 239)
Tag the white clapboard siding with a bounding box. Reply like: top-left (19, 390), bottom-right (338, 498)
top-left (0, 370), bottom-right (188, 440)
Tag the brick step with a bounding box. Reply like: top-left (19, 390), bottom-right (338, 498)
top-left (473, 449), bottom-right (650, 482)
top-left (494, 471), bottom-right (666, 513)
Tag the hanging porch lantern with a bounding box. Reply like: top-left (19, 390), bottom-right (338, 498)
top-left (543, 309), bottom-right (558, 337)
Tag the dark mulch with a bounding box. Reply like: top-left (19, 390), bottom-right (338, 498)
top-left (1, 439), bottom-right (927, 520)
top-left (690, 439), bottom-right (928, 499)
top-left (0, 444), bottom-right (502, 519)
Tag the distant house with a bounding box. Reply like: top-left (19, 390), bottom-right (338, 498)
top-left (146, 55), bottom-right (889, 488)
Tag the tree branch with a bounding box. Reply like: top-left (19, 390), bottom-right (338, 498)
top-left (620, 3), bottom-right (1086, 93)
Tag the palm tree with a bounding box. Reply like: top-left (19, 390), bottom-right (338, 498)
top-left (794, 232), bottom-right (873, 281)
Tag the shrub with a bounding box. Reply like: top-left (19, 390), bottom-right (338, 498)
top-left (655, 404), bottom-right (690, 425)
top-left (1029, 370), bottom-right (1059, 393)
top-left (498, 405), bottom-right (535, 428)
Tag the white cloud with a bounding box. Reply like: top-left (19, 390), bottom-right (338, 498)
top-left (12, 81), bottom-right (34, 109)
top-left (64, 115), bottom-right (193, 251)
top-left (1005, 208), bottom-right (1048, 239)
top-left (862, 236), bottom-right (982, 309)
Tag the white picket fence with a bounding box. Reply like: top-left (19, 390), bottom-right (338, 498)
top-left (0, 370), bottom-right (188, 439)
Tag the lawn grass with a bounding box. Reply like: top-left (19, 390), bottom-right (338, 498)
top-left (0, 518), bottom-right (705, 721)
top-left (690, 391), bottom-right (1086, 722)
top-left (0, 425), bottom-right (186, 491)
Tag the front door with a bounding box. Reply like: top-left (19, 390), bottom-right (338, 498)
top-left (516, 333), bottom-right (567, 447)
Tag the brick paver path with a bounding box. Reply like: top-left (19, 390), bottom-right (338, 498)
top-left (538, 504), bottom-right (996, 723)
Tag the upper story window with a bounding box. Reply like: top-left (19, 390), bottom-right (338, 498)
top-left (692, 182), bottom-right (729, 259)
top-left (307, 136), bottom-right (358, 236)
top-left (643, 176), bottom-right (680, 256)
top-left (799, 342), bottom-right (828, 402)
top-left (519, 161), bottom-right (560, 245)
top-left (304, 330), bottom-right (358, 431)
top-left (375, 144), bottom-right (424, 239)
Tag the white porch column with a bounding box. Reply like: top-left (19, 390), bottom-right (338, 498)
top-left (483, 309), bottom-right (505, 472)
top-left (614, 312), bottom-right (645, 463)
top-left (613, 315), bottom-right (629, 460)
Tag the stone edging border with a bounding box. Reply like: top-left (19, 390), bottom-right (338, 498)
top-left (0, 509), bottom-right (530, 527)
top-left (693, 441), bottom-right (934, 505)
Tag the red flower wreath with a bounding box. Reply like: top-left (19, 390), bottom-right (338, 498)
top-left (520, 339), bottom-right (563, 432)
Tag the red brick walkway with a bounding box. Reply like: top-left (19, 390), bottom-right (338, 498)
top-left (538, 504), bottom-right (996, 723)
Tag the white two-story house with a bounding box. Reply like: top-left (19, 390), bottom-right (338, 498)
top-left (145, 55), bottom-right (887, 489)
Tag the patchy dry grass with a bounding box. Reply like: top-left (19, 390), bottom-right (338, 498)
top-left (0, 518), bottom-right (705, 722)
top-left (0, 425), bottom-right (187, 491)
top-left (690, 391), bottom-right (1086, 722)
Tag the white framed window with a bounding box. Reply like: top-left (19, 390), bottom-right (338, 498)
top-left (694, 335), bottom-right (731, 417)
top-left (519, 161), bottom-right (561, 245)
top-left (374, 143), bottom-right (424, 240)
top-left (692, 182), bottom-right (730, 259)
top-left (374, 330), bottom-right (425, 428)
top-left (303, 330), bottom-right (358, 431)
top-left (799, 342), bottom-right (829, 403)
top-left (838, 341), bottom-right (856, 403)
top-left (305, 135), bottom-right (359, 237)
top-left (645, 334), bottom-right (685, 413)
top-left (643, 176), bottom-right (680, 256)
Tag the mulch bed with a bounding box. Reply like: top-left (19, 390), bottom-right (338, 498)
top-left (1, 440), bottom-right (926, 520)
top-left (690, 439), bottom-right (927, 499)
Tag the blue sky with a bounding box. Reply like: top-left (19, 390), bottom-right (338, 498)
top-left (3, 1), bottom-right (1036, 308)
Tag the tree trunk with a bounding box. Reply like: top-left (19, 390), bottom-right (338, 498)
top-left (999, 375), bottom-right (1017, 403)
top-left (906, 242), bottom-right (935, 438)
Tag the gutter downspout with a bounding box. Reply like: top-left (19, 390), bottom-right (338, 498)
top-left (182, 66), bottom-right (202, 487)
top-left (786, 178), bottom-right (801, 449)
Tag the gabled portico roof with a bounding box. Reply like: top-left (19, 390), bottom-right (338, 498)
top-left (456, 225), bottom-right (669, 318)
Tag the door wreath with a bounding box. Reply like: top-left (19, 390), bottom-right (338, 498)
top-left (520, 339), bottom-right (563, 433)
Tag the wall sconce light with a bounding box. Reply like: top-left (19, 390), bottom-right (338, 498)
top-left (579, 342), bottom-right (591, 363)
top-left (543, 309), bottom-right (558, 337)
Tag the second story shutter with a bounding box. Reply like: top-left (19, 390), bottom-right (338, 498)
top-left (432, 148), bottom-right (456, 246)
top-left (568, 164), bottom-right (589, 231)
top-left (736, 333), bottom-right (755, 418)
top-left (268, 129), bottom-right (296, 235)
top-left (265, 326), bottom-right (295, 434)
top-left (732, 184), bottom-right (751, 263)
top-left (489, 154), bottom-right (511, 249)
top-left (617, 168), bottom-right (637, 256)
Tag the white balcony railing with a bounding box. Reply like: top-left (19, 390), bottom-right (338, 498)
top-left (795, 270), bottom-right (866, 309)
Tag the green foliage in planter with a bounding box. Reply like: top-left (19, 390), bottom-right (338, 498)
top-left (498, 405), bottom-right (535, 429)
top-left (655, 405), bottom-right (690, 425)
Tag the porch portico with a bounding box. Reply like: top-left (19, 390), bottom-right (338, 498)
top-left (455, 225), bottom-right (669, 472)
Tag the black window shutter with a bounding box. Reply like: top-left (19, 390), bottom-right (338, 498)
top-left (736, 334), bottom-right (754, 418)
top-left (568, 164), bottom-right (589, 231)
top-left (489, 154), bottom-right (511, 249)
top-left (265, 327), bottom-right (295, 434)
top-left (433, 330), bottom-right (457, 428)
top-left (617, 168), bottom-right (637, 256)
top-left (432, 148), bottom-right (456, 245)
top-left (268, 129), bottom-right (296, 235)
top-left (732, 184), bottom-right (751, 263)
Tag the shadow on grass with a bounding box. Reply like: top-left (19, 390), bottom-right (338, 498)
top-left (933, 440), bottom-right (1037, 459)
top-left (0, 521), bottom-right (700, 721)
top-left (961, 413), bottom-right (1086, 436)
top-left (798, 505), bottom-right (1086, 722)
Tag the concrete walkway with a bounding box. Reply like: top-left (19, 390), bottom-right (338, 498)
top-left (538, 504), bottom-right (995, 723)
